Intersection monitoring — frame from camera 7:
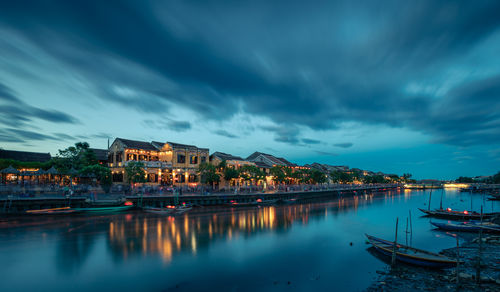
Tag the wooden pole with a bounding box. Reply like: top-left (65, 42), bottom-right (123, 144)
top-left (409, 210), bottom-right (413, 246)
top-left (476, 206), bottom-right (483, 285)
top-left (440, 188), bottom-right (443, 210)
top-left (405, 217), bottom-right (409, 246)
top-left (456, 235), bottom-right (460, 287)
top-left (428, 188), bottom-right (433, 211)
top-left (391, 217), bottom-right (399, 267)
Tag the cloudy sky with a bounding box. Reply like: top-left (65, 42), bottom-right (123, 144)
top-left (1, 0), bottom-right (499, 179)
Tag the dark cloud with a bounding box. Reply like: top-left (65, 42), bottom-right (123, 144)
top-left (0, 82), bottom-right (79, 126)
top-left (214, 130), bottom-right (238, 139)
top-left (413, 74), bottom-right (500, 146)
top-left (0, 1), bottom-right (500, 148)
top-left (5, 128), bottom-right (55, 141)
top-left (302, 138), bottom-right (321, 145)
top-left (315, 150), bottom-right (339, 156)
top-left (334, 142), bottom-right (353, 148)
top-left (53, 133), bottom-right (76, 140)
top-left (0, 82), bottom-right (22, 104)
top-left (143, 119), bottom-right (191, 132)
top-left (263, 125), bottom-right (300, 145)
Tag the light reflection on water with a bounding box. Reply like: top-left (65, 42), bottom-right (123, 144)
top-left (0, 189), bottom-right (498, 291)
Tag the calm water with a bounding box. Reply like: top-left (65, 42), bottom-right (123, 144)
top-left (1, 189), bottom-right (498, 291)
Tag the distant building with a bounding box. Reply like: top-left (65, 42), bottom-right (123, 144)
top-left (245, 151), bottom-right (297, 168)
top-left (0, 149), bottom-right (51, 163)
top-left (210, 152), bottom-right (255, 169)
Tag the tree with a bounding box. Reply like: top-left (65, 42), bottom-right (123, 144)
top-left (80, 164), bottom-right (112, 193)
top-left (224, 167), bottom-right (240, 185)
top-left (270, 166), bottom-right (286, 184)
top-left (310, 169), bottom-right (327, 184)
top-left (198, 162), bottom-right (220, 188)
top-left (125, 161), bottom-right (146, 184)
top-left (330, 170), bottom-right (352, 183)
top-left (493, 171), bottom-right (500, 184)
top-left (239, 165), bottom-right (265, 185)
top-left (54, 142), bottom-right (97, 172)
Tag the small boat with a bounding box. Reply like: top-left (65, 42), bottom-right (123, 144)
top-left (26, 206), bottom-right (79, 215)
top-left (431, 221), bottom-right (500, 233)
top-left (74, 205), bottom-right (134, 214)
top-left (365, 234), bottom-right (458, 269)
top-left (142, 205), bottom-right (192, 215)
top-left (276, 198), bottom-right (297, 205)
top-left (227, 198), bottom-right (279, 207)
top-left (418, 208), bottom-right (499, 220)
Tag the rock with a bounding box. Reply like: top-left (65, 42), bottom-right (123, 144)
top-left (458, 272), bottom-right (473, 280)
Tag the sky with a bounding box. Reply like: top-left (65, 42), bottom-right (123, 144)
top-left (0, 0), bottom-right (499, 180)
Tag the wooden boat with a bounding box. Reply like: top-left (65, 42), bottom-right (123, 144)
top-left (418, 208), bottom-right (499, 220)
top-left (431, 221), bottom-right (500, 233)
top-left (142, 205), bottom-right (192, 215)
top-left (26, 206), bottom-right (79, 215)
top-left (365, 234), bottom-right (458, 269)
top-left (227, 199), bottom-right (279, 207)
top-left (74, 205), bottom-right (134, 214)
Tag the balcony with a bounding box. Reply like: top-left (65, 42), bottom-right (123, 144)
top-left (124, 160), bottom-right (172, 168)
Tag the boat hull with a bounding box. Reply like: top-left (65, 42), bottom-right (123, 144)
top-left (418, 208), bottom-right (498, 220)
top-left (366, 234), bottom-right (458, 269)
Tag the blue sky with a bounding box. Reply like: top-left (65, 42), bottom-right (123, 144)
top-left (0, 1), bottom-right (499, 179)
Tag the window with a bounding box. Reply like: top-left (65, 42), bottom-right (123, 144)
top-left (201, 156), bottom-right (206, 163)
top-left (190, 155), bottom-right (198, 164)
top-left (177, 154), bottom-right (185, 163)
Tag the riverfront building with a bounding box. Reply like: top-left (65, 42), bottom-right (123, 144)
top-left (108, 138), bottom-right (209, 185)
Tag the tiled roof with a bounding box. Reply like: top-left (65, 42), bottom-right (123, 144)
top-left (211, 151), bottom-right (244, 161)
top-left (254, 161), bottom-right (272, 168)
top-left (167, 142), bottom-right (209, 152)
top-left (0, 149), bottom-right (51, 162)
top-left (151, 141), bottom-right (165, 150)
top-left (115, 138), bottom-right (158, 151)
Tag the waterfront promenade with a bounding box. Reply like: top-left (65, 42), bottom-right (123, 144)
top-left (0, 183), bottom-right (399, 213)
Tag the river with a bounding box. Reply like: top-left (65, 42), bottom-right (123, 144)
top-left (0, 189), bottom-right (498, 291)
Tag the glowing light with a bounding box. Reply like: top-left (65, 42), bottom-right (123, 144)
top-left (464, 210), bottom-right (468, 214)
top-left (447, 208), bottom-right (452, 212)
top-left (124, 201), bottom-right (133, 206)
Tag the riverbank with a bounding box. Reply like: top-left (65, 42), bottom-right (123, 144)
top-left (0, 185), bottom-right (399, 213)
top-left (367, 235), bottom-right (500, 291)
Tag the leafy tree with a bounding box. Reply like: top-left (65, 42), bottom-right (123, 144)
top-left (223, 167), bottom-right (240, 184)
top-left (310, 169), bottom-right (327, 184)
top-left (239, 165), bottom-right (265, 184)
top-left (493, 171), bottom-right (500, 184)
top-left (270, 166), bottom-right (286, 184)
top-left (330, 170), bottom-right (352, 183)
top-left (125, 161), bottom-right (146, 184)
top-left (364, 175), bottom-right (386, 184)
top-left (198, 162), bottom-right (220, 187)
top-left (80, 164), bottom-right (112, 193)
top-left (54, 142), bottom-right (97, 172)
top-left (456, 176), bottom-right (474, 183)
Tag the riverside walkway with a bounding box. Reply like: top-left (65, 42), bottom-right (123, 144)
top-left (0, 184), bottom-right (400, 214)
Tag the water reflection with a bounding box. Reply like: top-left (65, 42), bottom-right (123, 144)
top-left (0, 190), bottom-right (400, 276)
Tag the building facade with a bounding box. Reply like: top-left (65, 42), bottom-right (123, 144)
top-left (108, 138), bottom-right (208, 185)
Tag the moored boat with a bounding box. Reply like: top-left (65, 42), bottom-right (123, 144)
top-left (418, 208), bottom-right (499, 220)
top-left (142, 205), bottom-right (192, 215)
top-left (431, 221), bottom-right (500, 233)
top-left (26, 206), bottom-right (79, 215)
top-left (74, 204), bottom-right (134, 214)
top-left (365, 234), bottom-right (459, 269)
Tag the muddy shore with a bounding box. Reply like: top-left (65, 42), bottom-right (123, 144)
top-left (367, 235), bottom-right (500, 291)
